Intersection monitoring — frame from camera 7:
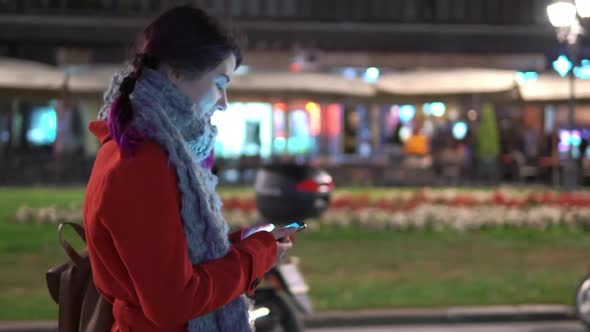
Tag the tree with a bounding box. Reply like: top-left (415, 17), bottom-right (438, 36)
top-left (476, 103), bottom-right (500, 159)
top-left (476, 103), bottom-right (500, 181)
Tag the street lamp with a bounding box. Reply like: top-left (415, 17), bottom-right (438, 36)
top-left (548, 2), bottom-right (577, 27)
top-left (547, 0), bottom-right (587, 189)
top-left (576, 0), bottom-right (590, 18)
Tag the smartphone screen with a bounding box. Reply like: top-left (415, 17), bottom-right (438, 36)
top-left (282, 221), bottom-right (307, 232)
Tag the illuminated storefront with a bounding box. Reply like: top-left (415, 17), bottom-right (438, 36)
top-left (211, 102), bottom-right (273, 159)
top-left (212, 101), bottom-right (344, 160)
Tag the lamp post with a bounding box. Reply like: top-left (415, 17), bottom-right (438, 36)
top-left (547, 0), bottom-right (590, 190)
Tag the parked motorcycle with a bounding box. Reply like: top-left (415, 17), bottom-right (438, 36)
top-left (250, 163), bottom-right (334, 332)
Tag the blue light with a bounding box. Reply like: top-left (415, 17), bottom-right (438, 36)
top-left (287, 110), bottom-right (312, 154)
top-left (525, 72), bottom-right (538, 81)
top-left (430, 102), bottom-right (446, 117)
top-left (574, 59), bottom-right (590, 79)
top-left (572, 131), bottom-right (582, 147)
top-left (26, 106), bottom-right (57, 145)
top-left (274, 137), bottom-right (286, 150)
top-left (574, 66), bottom-right (590, 79)
top-left (558, 130), bottom-right (583, 151)
top-left (0, 131), bottom-right (8, 143)
top-left (452, 121), bottom-right (468, 140)
top-left (553, 55), bottom-right (573, 77)
top-left (363, 67), bottom-right (380, 83)
top-left (422, 103), bottom-right (431, 115)
top-left (399, 105), bottom-right (416, 123)
top-left (342, 67), bottom-right (357, 79)
top-left (223, 169), bottom-right (240, 183)
top-left (515, 71), bottom-right (539, 84)
top-left (515, 72), bottom-right (526, 84)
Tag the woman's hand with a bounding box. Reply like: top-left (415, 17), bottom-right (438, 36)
top-left (270, 227), bottom-right (296, 261)
top-left (275, 236), bottom-right (293, 262)
top-left (243, 225), bottom-right (295, 262)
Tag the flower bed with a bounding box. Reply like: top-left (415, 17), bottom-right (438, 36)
top-left (15, 188), bottom-right (590, 232)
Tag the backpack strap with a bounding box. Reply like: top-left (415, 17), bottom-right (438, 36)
top-left (58, 222), bottom-right (86, 266)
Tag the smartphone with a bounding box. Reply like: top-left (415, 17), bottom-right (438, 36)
top-left (242, 223), bottom-right (275, 239)
top-left (281, 221), bottom-right (307, 233)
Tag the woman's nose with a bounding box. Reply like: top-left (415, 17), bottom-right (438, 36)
top-left (216, 91), bottom-right (228, 112)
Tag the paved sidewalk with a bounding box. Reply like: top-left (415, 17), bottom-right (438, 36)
top-left (0, 305), bottom-right (575, 332)
top-left (304, 305), bottom-right (575, 328)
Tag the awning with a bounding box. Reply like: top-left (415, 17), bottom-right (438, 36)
top-left (376, 68), bottom-right (517, 96)
top-left (229, 72), bottom-right (376, 97)
top-left (518, 74), bottom-right (590, 102)
top-left (64, 68), bottom-right (377, 98)
top-left (66, 65), bottom-right (122, 94)
top-left (0, 57), bottom-right (65, 92)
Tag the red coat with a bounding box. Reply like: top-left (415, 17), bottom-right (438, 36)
top-left (84, 121), bottom-right (277, 332)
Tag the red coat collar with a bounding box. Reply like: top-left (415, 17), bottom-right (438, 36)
top-left (88, 120), bottom-right (111, 145)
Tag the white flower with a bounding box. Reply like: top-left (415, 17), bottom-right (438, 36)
top-left (36, 206), bottom-right (58, 224)
top-left (441, 189), bottom-right (458, 202)
top-left (388, 213), bottom-right (409, 231)
top-left (15, 206), bottom-right (34, 223)
top-left (472, 191), bottom-right (491, 204)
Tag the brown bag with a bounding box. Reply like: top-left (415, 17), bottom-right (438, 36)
top-left (46, 222), bottom-right (114, 332)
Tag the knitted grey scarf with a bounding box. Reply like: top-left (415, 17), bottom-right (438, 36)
top-left (98, 68), bottom-right (253, 332)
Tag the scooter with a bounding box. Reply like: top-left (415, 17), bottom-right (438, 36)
top-left (250, 163), bottom-right (334, 332)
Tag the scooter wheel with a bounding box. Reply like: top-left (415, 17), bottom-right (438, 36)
top-left (253, 290), bottom-right (304, 332)
top-left (575, 274), bottom-right (590, 330)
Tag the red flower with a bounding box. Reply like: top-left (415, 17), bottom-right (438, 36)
top-left (541, 192), bottom-right (555, 204)
top-left (491, 191), bottom-right (505, 205)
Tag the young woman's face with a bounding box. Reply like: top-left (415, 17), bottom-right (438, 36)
top-left (167, 54), bottom-right (237, 122)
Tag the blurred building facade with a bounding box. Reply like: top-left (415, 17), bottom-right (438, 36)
top-left (1, 0), bottom-right (589, 186)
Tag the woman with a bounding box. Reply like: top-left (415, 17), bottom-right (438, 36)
top-left (84, 6), bottom-right (293, 332)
